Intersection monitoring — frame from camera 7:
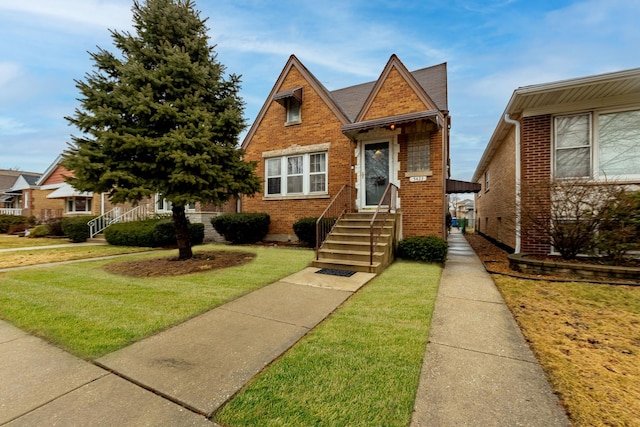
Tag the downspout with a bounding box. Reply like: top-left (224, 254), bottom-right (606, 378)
top-left (504, 114), bottom-right (521, 253)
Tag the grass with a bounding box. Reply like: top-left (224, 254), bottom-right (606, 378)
top-left (215, 260), bottom-right (441, 427)
top-left (0, 245), bottom-right (313, 358)
top-left (0, 235), bottom-right (71, 249)
top-left (494, 276), bottom-right (640, 427)
top-left (0, 244), bottom-right (153, 269)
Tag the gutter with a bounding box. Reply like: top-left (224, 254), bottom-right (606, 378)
top-left (503, 114), bottom-right (521, 254)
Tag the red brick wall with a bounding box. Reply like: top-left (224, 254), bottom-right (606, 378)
top-left (520, 115), bottom-right (552, 255)
top-left (363, 68), bottom-right (429, 120)
top-left (475, 126), bottom-right (517, 249)
top-left (397, 128), bottom-right (445, 238)
top-left (241, 66), bottom-right (355, 240)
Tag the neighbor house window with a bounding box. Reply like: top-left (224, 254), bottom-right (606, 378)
top-left (265, 152), bottom-right (327, 196)
top-left (598, 109), bottom-right (640, 178)
top-left (484, 170), bottom-right (490, 192)
top-left (407, 132), bottom-right (430, 172)
top-left (286, 97), bottom-right (301, 124)
top-left (156, 194), bottom-right (195, 212)
top-left (67, 197), bottom-right (92, 213)
top-left (555, 113), bottom-right (591, 178)
top-left (554, 109), bottom-right (640, 180)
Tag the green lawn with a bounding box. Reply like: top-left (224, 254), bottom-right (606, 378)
top-left (0, 245), bottom-right (313, 358)
top-left (0, 235), bottom-right (70, 249)
top-left (215, 260), bottom-right (441, 427)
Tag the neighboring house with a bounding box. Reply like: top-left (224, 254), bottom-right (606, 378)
top-left (241, 54), bottom-right (464, 243)
top-left (0, 170), bottom-right (41, 216)
top-left (33, 156), bottom-right (232, 240)
top-left (473, 68), bottom-right (640, 255)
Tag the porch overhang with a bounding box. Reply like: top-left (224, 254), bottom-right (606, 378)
top-left (446, 179), bottom-right (481, 194)
top-left (273, 86), bottom-right (303, 106)
top-left (46, 183), bottom-right (93, 199)
top-left (341, 110), bottom-right (440, 138)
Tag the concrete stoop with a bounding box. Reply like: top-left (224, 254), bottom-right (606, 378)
top-left (312, 213), bottom-right (396, 274)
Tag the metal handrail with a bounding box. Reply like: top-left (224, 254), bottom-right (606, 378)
top-left (88, 204), bottom-right (151, 238)
top-left (315, 185), bottom-right (354, 260)
top-left (370, 183), bottom-right (398, 265)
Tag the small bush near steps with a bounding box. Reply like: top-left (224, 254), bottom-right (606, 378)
top-left (397, 236), bottom-right (447, 264)
top-left (211, 213), bottom-right (270, 244)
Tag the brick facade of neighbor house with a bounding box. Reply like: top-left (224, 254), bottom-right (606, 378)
top-left (473, 68), bottom-right (640, 257)
top-left (242, 54), bottom-right (451, 242)
top-left (475, 125), bottom-right (517, 250)
top-left (519, 115), bottom-right (552, 255)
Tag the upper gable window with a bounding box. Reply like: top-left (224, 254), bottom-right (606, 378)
top-left (285, 97), bottom-right (301, 124)
top-left (274, 87), bottom-right (303, 125)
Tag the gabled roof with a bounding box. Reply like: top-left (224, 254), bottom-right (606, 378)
top-left (330, 59), bottom-right (448, 122)
top-left (9, 173), bottom-right (41, 191)
top-left (242, 55), bottom-right (351, 149)
top-left (242, 54), bottom-right (449, 148)
top-left (472, 67), bottom-right (640, 182)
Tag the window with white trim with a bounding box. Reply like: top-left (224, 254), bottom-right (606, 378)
top-left (484, 170), bottom-right (490, 192)
top-left (554, 109), bottom-right (640, 180)
top-left (265, 152), bottom-right (327, 196)
top-left (156, 194), bottom-right (195, 212)
top-left (66, 197), bottom-right (92, 213)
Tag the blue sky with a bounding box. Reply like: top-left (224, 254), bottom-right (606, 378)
top-left (1, 0), bottom-right (638, 181)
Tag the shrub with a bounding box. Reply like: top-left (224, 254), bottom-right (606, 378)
top-left (105, 219), bottom-right (158, 247)
top-left (293, 217), bottom-right (318, 247)
top-left (397, 236), bottom-right (448, 264)
top-left (61, 216), bottom-right (96, 243)
top-left (211, 213), bottom-right (270, 244)
top-left (105, 218), bottom-right (205, 247)
top-left (596, 191), bottom-right (640, 262)
top-left (44, 217), bottom-right (65, 236)
top-left (0, 214), bottom-right (29, 234)
top-left (29, 225), bottom-right (51, 238)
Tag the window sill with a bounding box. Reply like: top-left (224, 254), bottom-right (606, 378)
top-left (263, 193), bottom-right (330, 201)
top-left (404, 170), bottom-right (433, 178)
top-left (285, 120), bottom-right (301, 127)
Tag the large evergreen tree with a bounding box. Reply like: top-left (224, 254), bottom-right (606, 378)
top-left (63, 0), bottom-right (260, 259)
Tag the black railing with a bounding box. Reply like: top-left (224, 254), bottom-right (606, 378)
top-left (370, 183), bottom-right (398, 265)
top-left (315, 185), bottom-right (354, 260)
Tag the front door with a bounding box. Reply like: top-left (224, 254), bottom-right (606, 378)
top-left (364, 141), bottom-right (390, 207)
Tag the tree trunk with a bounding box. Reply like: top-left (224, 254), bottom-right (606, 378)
top-left (172, 205), bottom-right (193, 260)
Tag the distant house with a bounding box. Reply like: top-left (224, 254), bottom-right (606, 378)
top-left (0, 170), bottom-right (41, 216)
top-left (32, 155), bottom-right (231, 240)
top-left (473, 68), bottom-right (640, 255)
top-left (241, 54), bottom-right (462, 248)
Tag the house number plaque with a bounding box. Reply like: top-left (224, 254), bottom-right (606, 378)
top-left (409, 176), bottom-right (427, 182)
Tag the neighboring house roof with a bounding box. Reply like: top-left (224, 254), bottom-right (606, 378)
top-left (46, 183), bottom-right (92, 199)
top-left (9, 173), bottom-right (41, 192)
top-left (473, 67), bottom-right (640, 182)
top-left (242, 54), bottom-right (448, 148)
top-left (36, 155), bottom-right (75, 188)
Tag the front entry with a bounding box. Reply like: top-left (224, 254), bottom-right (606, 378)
top-left (364, 141), bottom-right (390, 207)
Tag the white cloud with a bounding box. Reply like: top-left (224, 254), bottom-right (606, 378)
top-left (0, 117), bottom-right (34, 136)
top-left (0, 0), bottom-right (132, 30)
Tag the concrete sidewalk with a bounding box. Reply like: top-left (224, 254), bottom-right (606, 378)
top-left (0, 267), bottom-right (375, 425)
top-left (0, 234), bottom-right (571, 425)
top-left (411, 230), bottom-right (570, 426)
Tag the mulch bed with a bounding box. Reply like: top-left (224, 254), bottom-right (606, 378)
top-left (103, 251), bottom-right (256, 277)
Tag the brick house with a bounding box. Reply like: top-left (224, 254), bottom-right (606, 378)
top-left (0, 170), bottom-right (41, 216)
top-left (473, 68), bottom-right (640, 255)
top-left (33, 156), bottom-right (233, 240)
top-left (240, 54), bottom-right (453, 269)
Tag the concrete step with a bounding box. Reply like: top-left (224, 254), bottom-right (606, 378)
top-left (317, 248), bottom-right (385, 264)
top-left (311, 258), bottom-right (383, 274)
